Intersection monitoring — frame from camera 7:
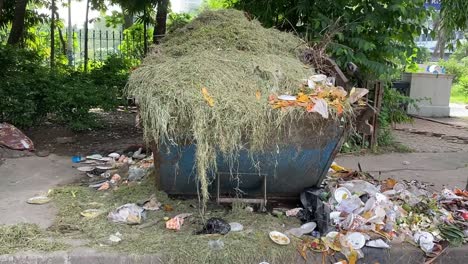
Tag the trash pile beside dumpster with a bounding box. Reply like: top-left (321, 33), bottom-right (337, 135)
top-left (275, 164), bottom-right (468, 262)
top-left (72, 148), bottom-right (154, 191)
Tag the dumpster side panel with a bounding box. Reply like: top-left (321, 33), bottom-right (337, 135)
top-left (157, 120), bottom-right (344, 197)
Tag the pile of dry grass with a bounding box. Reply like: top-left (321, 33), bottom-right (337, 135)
top-left (127, 9), bottom-right (349, 208)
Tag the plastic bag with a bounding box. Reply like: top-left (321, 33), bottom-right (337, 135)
top-left (108, 203), bottom-right (145, 225)
top-left (197, 218), bottom-right (231, 235)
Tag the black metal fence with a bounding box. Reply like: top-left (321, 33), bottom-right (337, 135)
top-left (55, 28), bottom-right (146, 65)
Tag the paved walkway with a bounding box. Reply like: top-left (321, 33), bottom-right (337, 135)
top-left (0, 155), bottom-right (79, 228)
top-left (450, 103), bottom-right (468, 117)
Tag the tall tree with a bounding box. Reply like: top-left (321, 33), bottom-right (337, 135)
top-left (153, 0), bottom-right (168, 44)
top-left (7, 0), bottom-right (28, 45)
top-left (0, 0), bottom-right (5, 19)
top-left (67, 0), bottom-right (73, 65)
top-left (50, 0), bottom-right (55, 67)
top-left (84, 0), bottom-right (90, 71)
top-left (228, 0), bottom-right (431, 79)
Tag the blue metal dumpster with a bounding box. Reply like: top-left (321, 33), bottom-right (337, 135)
top-left (153, 118), bottom-right (346, 198)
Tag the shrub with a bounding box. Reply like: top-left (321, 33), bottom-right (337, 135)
top-left (0, 45), bottom-right (129, 130)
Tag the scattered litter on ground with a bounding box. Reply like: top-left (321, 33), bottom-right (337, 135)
top-left (229, 222), bottom-right (244, 232)
top-left (365, 238), bottom-right (390, 248)
top-left (197, 217), bottom-right (231, 235)
top-left (108, 203), bottom-right (145, 225)
top-left (285, 222), bottom-right (316, 238)
top-left (208, 239), bottom-right (224, 250)
top-left (288, 161), bottom-right (468, 262)
top-left (285, 208), bottom-right (302, 217)
top-left (27, 195), bottom-right (51, 205)
top-left (269, 231), bottom-right (290, 245)
top-left (140, 195), bottom-right (161, 211)
top-left (108, 232), bottom-right (122, 244)
top-left (80, 209), bottom-right (105, 219)
top-left (166, 213), bottom-right (192, 231)
top-left (0, 123), bottom-right (35, 151)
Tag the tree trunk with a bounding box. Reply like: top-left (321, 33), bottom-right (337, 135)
top-left (143, 8), bottom-right (148, 55)
top-left (67, 0), bottom-right (73, 66)
top-left (7, 0), bottom-right (28, 45)
top-left (55, 10), bottom-right (67, 56)
top-left (84, 0), bottom-right (90, 72)
top-left (153, 0), bottom-right (168, 44)
top-left (123, 11), bottom-right (133, 30)
top-left (51, 0), bottom-right (55, 68)
top-left (0, 0), bottom-right (5, 19)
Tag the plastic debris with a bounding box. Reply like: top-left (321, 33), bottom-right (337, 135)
top-left (166, 216), bottom-right (184, 231)
top-left (86, 154), bottom-right (103, 160)
top-left (108, 203), bottom-right (145, 225)
top-left (208, 239), bottom-right (224, 250)
top-left (108, 153), bottom-right (120, 159)
top-left (345, 232), bottom-right (366, 249)
top-left (269, 231), bottom-right (290, 245)
top-left (286, 222), bottom-right (316, 237)
top-left (285, 208), bottom-right (302, 217)
top-left (229, 222), bottom-right (243, 232)
top-left (348, 87), bottom-right (369, 104)
top-left (97, 182), bottom-right (110, 191)
top-left (166, 213), bottom-right (192, 231)
top-left (245, 206), bottom-right (254, 212)
top-left (0, 123), bottom-right (35, 150)
top-left (334, 187), bottom-right (352, 204)
top-left (366, 239), bottom-right (390, 249)
top-left (108, 232), bottom-right (122, 243)
top-left (76, 166), bottom-right (94, 172)
top-left (140, 195), bottom-right (161, 211)
top-left (311, 98), bottom-right (329, 119)
top-left (27, 195), bottom-right (51, 205)
top-left (128, 166), bottom-right (148, 181)
top-left (414, 231), bottom-right (435, 253)
top-left (197, 217), bottom-right (231, 235)
top-left (81, 209), bottom-right (105, 218)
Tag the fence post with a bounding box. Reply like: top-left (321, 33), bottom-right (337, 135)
top-left (99, 29), bottom-right (102, 60)
top-left (92, 29), bottom-right (96, 61)
top-left (106, 30), bottom-right (109, 57)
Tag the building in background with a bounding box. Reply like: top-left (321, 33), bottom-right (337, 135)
top-left (172, 0), bottom-right (202, 13)
top-left (417, 0), bottom-right (466, 60)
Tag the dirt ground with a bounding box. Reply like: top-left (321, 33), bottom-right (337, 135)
top-left (25, 110), bottom-right (144, 157)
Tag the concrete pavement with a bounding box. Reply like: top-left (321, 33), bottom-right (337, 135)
top-left (0, 155), bottom-right (80, 228)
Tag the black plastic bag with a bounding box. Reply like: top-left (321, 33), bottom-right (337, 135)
top-left (196, 217), bottom-right (231, 235)
top-left (299, 187), bottom-right (331, 233)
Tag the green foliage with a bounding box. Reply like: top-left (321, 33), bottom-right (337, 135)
top-left (204, 0), bottom-right (238, 9)
top-left (0, 45), bottom-right (129, 130)
top-left (414, 47), bottom-right (431, 64)
top-left (441, 45), bottom-right (468, 102)
top-left (451, 42), bottom-right (468, 61)
top-left (213, 0), bottom-right (430, 80)
top-left (458, 76), bottom-right (468, 98)
top-left (119, 23), bottom-right (149, 61)
top-left (379, 87), bottom-right (414, 128)
top-left (167, 13), bottom-right (193, 33)
top-left (440, 0), bottom-right (468, 39)
top-left (440, 58), bottom-right (468, 82)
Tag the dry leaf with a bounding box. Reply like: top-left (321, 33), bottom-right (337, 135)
top-left (255, 91), bottom-right (261, 100)
top-left (201, 87), bottom-right (215, 107)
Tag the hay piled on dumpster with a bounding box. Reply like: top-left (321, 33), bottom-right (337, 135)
top-left (127, 9), bottom-right (352, 208)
